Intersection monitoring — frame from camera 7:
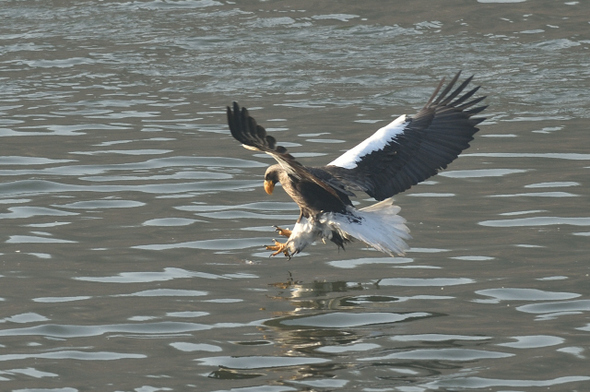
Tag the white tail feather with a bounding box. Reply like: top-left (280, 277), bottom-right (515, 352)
top-left (323, 198), bottom-right (411, 257)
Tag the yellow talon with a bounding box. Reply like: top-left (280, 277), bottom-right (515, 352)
top-left (265, 240), bottom-right (291, 259)
top-left (273, 225), bottom-right (292, 238)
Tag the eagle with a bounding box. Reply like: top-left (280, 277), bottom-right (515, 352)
top-left (227, 71), bottom-right (486, 258)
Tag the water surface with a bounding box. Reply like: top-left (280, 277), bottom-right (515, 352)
top-left (1, 0), bottom-right (589, 391)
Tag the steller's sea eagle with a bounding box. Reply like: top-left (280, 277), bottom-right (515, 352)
top-left (227, 71), bottom-right (486, 258)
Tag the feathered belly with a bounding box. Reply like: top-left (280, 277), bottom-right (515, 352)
top-left (284, 216), bottom-right (332, 256)
top-left (285, 198), bottom-right (411, 257)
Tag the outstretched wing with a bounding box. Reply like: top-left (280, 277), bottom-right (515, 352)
top-left (323, 71), bottom-right (487, 200)
top-left (227, 102), bottom-right (299, 175)
top-left (227, 102), bottom-right (342, 198)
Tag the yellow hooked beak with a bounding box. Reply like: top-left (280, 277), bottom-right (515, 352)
top-left (264, 180), bottom-right (275, 195)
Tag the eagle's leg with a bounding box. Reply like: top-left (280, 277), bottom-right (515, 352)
top-left (273, 225), bottom-right (292, 238)
top-left (265, 240), bottom-right (291, 259)
top-left (265, 211), bottom-right (302, 258)
top-left (296, 210), bottom-right (304, 223)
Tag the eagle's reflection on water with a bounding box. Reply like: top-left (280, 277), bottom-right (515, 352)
top-left (235, 276), bottom-right (445, 384)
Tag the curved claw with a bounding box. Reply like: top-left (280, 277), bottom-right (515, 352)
top-left (272, 225), bottom-right (292, 238)
top-left (265, 240), bottom-right (291, 259)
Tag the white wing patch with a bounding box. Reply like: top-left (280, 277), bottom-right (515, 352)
top-left (328, 114), bottom-right (409, 169)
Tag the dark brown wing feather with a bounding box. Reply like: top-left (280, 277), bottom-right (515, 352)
top-left (322, 71), bottom-right (487, 200)
top-left (227, 102), bottom-right (343, 200)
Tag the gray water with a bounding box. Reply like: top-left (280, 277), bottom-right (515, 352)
top-left (1, 1), bottom-right (589, 391)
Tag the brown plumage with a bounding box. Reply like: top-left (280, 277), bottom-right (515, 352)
top-left (227, 71), bottom-right (486, 258)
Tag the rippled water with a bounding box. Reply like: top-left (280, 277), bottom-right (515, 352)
top-left (1, 1), bottom-right (589, 391)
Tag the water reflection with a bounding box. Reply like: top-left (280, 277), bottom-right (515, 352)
top-left (204, 277), bottom-right (446, 384)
